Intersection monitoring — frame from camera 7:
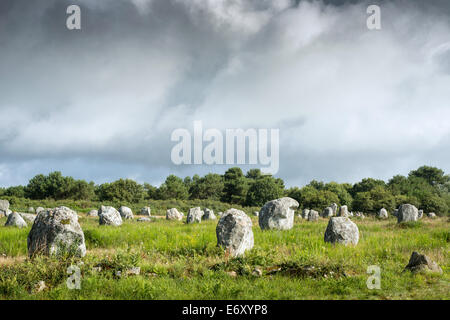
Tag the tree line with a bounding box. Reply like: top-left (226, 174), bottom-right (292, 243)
top-left (0, 166), bottom-right (449, 215)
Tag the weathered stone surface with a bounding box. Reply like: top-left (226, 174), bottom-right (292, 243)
top-left (418, 210), bottom-right (424, 219)
top-left (140, 207), bottom-right (151, 216)
top-left (378, 208), bottom-right (388, 219)
top-left (253, 211), bottom-right (259, 217)
top-left (19, 213), bottom-right (36, 224)
top-left (337, 205), bottom-right (349, 218)
top-left (36, 207), bottom-right (45, 214)
top-left (397, 204), bottom-right (419, 223)
top-left (119, 206), bottom-right (133, 220)
top-left (5, 212), bottom-right (28, 228)
top-left (0, 199), bottom-right (10, 216)
top-left (259, 197), bottom-right (299, 230)
top-left (302, 209), bottom-right (310, 219)
top-left (393, 209), bottom-right (399, 217)
top-left (216, 208), bottom-right (254, 257)
top-left (27, 206), bottom-right (86, 257)
top-left (427, 212), bottom-right (437, 219)
top-left (308, 210), bottom-right (319, 222)
top-left (187, 207), bottom-right (204, 224)
top-left (137, 217), bottom-right (152, 222)
top-left (98, 206), bottom-right (123, 226)
top-left (322, 207), bottom-right (333, 218)
top-left (404, 251), bottom-right (443, 274)
top-left (348, 211), bottom-right (354, 217)
top-left (330, 203), bottom-right (338, 215)
top-left (28, 207), bottom-right (35, 213)
top-left (166, 208), bottom-right (184, 221)
top-left (87, 209), bottom-right (98, 217)
top-left (324, 217), bottom-right (359, 245)
top-left (217, 212), bottom-right (223, 217)
top-left (203, 208), bottom-right (217, 220)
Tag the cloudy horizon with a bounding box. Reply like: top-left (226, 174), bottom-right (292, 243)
top-left (1, 0), bottom-right (449, 188)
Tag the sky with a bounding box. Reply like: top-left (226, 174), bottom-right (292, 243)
top-left (0, 0), bottom-right (449, 188)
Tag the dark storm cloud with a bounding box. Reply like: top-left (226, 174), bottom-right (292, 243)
top-left (0, 0), bottom-right (449, 187)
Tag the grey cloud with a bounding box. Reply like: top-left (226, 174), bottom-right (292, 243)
top-left (0, 0), bottom-right (449, 187)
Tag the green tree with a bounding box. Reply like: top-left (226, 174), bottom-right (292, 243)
top-left (222, 167), bottom-right (248, 205)
top-left (4, 185), bottom-right (26, 198)
top-left (189, 173), bottom-right (224, 200)
top-left (246, 175), bottom-right (284, 206)
top-left (324, 182), bottom-right (353, 207)
top-left (409, 166), bottom-right (449, 187)
top-left (97, 179), bottom-right (145, 202)
top-left (156, 175), bottom-right (189, 200)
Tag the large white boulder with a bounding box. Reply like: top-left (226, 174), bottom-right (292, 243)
top-left (216, 209), bottom-right (254, 257)
top-left (27, 206), bottom-right (86, 257)
top-left (119, 206), bottom-right (133, 220)
top-left (203, 208), bottom-right (217, 220)
top-left (302, 209), bottom-right (310, 219)
top-left (322, 207), bottom-right (333, 218)
top-left (186, 207), bottom-right (204, 224)
top-left (324, 217), bottom-right (359, 246)
top-left (0, 199), bottom-right (10, 216)
top-left (397, 204), bottom-right (419, 223)
top-left (99, 206), bottom-right (123, 226)
top-left (18, 212), bottom-right (36, 224)
top-left (166, 208), bottom-right (184, 221)
top-left (378, 208), bottom-right (389, 219)
top-left (308, 210), bottom-right (319, 222)
top-left (259, 197), bottom-right (299, 230)
top-left (5, 212), bottom-right (28, 228)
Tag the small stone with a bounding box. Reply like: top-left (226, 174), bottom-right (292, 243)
top-left (252, 268), bottom-right (262, 277)
top-left (126, 267), bottom-right (141, 276)
top-left (418, 210), bottom-right (424, 219)
top-left (404, 251), bottom-right (442, 274)
top-left (226, 271), bottom-right (237, 277)
top-left (137, 217), bottom-right (152, 222)
top-left (87, 209), bottom-right (98, 217)
top-left (140, 207), bottom-right (151, 216)
top-left (34, 281), bottom-right (47, 293)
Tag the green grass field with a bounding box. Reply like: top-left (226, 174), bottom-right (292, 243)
top-left (0, 209), bottom-right (449, 300)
